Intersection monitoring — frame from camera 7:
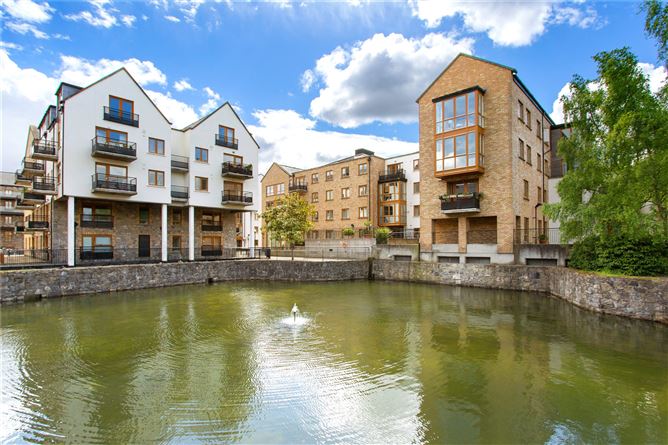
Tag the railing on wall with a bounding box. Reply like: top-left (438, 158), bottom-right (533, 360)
top-left (513, 228), bottom-right (565, 245)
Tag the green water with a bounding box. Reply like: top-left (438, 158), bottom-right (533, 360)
top-left (1, 281), bottom-right (666, 444)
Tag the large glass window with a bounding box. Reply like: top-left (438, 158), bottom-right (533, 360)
top-left (435, 132), bottom-right (480, 172)
top-left (435, 90), bottom-right (483, 134)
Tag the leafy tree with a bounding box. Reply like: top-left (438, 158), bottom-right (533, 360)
top-left (261, 192), bottom-right (315, 259)
top-left (544, 47), bottom-right (668, 240)
top-left (643, 0), bottom-right (668, 66)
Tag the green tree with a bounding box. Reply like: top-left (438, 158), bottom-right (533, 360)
top-left (544, 47), bottom-right (668, 240)
top-left (261, 192), bottom-right (315, 259)
top-left (643, 0), bottom-right (668, 66)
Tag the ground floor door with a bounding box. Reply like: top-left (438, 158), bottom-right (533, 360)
top-left (138, 235), bottom-right (150, 257)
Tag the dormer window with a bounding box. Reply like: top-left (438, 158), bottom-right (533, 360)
top-left (104, 96), bottom-right (138, 127)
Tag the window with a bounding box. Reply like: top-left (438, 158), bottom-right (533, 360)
top-left (311, 192), bottom-right (318, 203)
top-left (341, 208), bottom-right (350, 220)
top-left (326, 190), bottom-right (333, 201)
top-left (519, 139), bottom-right (525, 160)
top-left (435, 132), bottom-right (479, 172)
top-left (195, 176), bottom-right (208, 192)
top-left (326, 170), bottom-right (333, 181)
top-left (359, 207), bottom-right (368, 219)
top-left (536, 120), bottom-right (541, 137)
top-left (224, 153), bottom-right (243, 165)
top-left (219, 125), bottom-right (235, 142)
top-left (341, 187), bottom-right (351, 199)
top-left (435, 90), bottom-right (481, 133)
top-left (202, 213), bottom-right (221, 228)
top-left (81, 203), bottom-right (111, 226)
top-left (413, 159), bottom-right (419, 170)
top-left (538, 186), bottom-right (542, 203)
top-left (543, 188), bottom-right (548, 203)
top-left (518, 100), bottom-right (524, 122)
top-left (448, 180), bottom-right (478, 195)
top-left (139, 206), bottom-right (150, 224)
top-left (414, 205), bottom-right (420, 217)
top-left (172, 236), bottom-right (181, 250)
top-left (195, 147), bottom-right (208, 162)
top-left (3, 231), bottom-right (11, 242)
top-left (109, 96), bottom-right (133, 117)
top-left (526, 109), bottom-right (532, 128)
top-left (326, 210), bottom-right (334, 221)
top-left (148, 138), bottom-right (164, 155)
top-left (537, 153), bottom-right (542, 171)
top-left (341, 166), bottom-right (350, 178)
top-left (171, 208), bottom-right (182, 225)
top-left (277, 183), bottom-right (285, 194)
top-left (96, 127), bottom-right (128, 144)
top-left (266, 185), bottom-right (275, 196)
top-left (311, 173), bottom-right (319, 183)
top-left (413, 182), bottom-right (420, 194)
top-left (526, 146), bottom-right (532, 165)
top-left (312, 211), bottom-right (319, 222)
top-left (95, 162), bottom-right (127, 178)
top-left (82, 235), bottom-right (112, 254)
top-left (358, 163), bottom-right (368, 175)
top-left (523, 180), bottom-right (529, 200)
top-left (148, 170), bottom-right (164, 186)
top-left (544, 159), bottom-right (549, 175)
top-left (358, 184), bottom-right (368, 197)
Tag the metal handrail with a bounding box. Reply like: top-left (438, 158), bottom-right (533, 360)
top-left (222, 190), bottom-right (253, 203)
top-left (221, 161), bottom-right (253, 176)
top-left (215, 134), bottom-right (239, 149)
top-left (103, 106), bottom-right (139, 126)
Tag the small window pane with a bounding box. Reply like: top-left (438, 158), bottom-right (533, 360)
top-left (444, 99), bottom-right (454, 118)
top-left (455, 135), bottom-right (466, 155)
top-left (455, 95), bottom-right (465, 116)
top-left (467, 92), bottom-right (474, 113)
top-left (444, 138), bottom-right (454, 157)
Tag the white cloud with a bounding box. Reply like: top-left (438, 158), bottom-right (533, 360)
top-left (550, 62), bottom-right (667, 124)
top-left (199, 86), bottom-right (221, 115)
top-left (0, 41), bottom-right (23, 50)
top-left (249, 109), bottom-right (417, 174)
top-left (164, 14), bottom-right (180, 22)
top-left (306, 32), bottom-right (473, 128)
top-left (145, 90), bottom-right (198, 128)
top-left (300, 69), bottom-right (316, 92)
top-left (174, 0), bottom-right (205, 21)
top-left (120, 14), bottom-right (136, 27)
top-left (64, 0), bottom-right (135, 28)
top-left (5, 21), bottom-right (48, 38)
top-left (408, 0), bottom-right (600, 47)
top-left (173, 78), bottom-right (194, 91)
top-left (57, 55), bottom-right (168, 86)
top-left (0, 0), bottom-right (52, 23)
top-left (203, 86), bottom-right (220, 100)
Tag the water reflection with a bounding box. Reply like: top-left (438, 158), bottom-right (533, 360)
top-left (1, 282), bottom-right (666, 443)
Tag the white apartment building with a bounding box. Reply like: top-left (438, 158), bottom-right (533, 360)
top-left (16, 67), bottom-right (259, 265)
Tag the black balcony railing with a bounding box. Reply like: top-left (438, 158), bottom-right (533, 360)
top-left (222, 190), bottom-right (253, 205)
top-left (202, 223), bottom-right (222, 231)
top-left (91, 173), bottom-right (137, 193)
top-left (171, 155), bottom-right (189, 171)
top-left (289, 183), bottom-right (308, 193)
top-left (171, 185), bottom-right (189, 200)
top-left (440, 193), bottom-right (481, 212)
top-left (103, 106), bottom-right (139, 127)
top-left (22, 192), bottom-right (45, 202)
top-left (15, 171), bottom-right (31, 183)
top-left (32, 139), bottom-right (58, 157)
top-left (221, 162), bottom-right (253, 177)
top-left (201, 245), bottom-right (223, 257)
top-left (27, 219), bottom-right (49, 230)
top-left (379, 169), bottom-right (406, 183)
top-left (215, 134), bottom-right (239, 149)
top-left (33, 176), bottom-right (56, 192)
top-left (23, 159), bottom-right (45, 172)
top-left (80, 214), bottom-right (114, 229)
top-left (91, 136), bottom-right (137, 159)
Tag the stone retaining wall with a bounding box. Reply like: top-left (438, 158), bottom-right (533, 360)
top-left (0, 260), bottom-right (370, 304)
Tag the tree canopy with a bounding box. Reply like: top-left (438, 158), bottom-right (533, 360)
top-left (261, 192), bottom-right (315, 248)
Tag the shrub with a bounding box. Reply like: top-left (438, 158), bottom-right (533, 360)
top-left (375, 228), bottom-right (392, 245)
top-left (342, 227), bottom-right (355, 237)
top-left (569, 235), bottom-right (668, 276)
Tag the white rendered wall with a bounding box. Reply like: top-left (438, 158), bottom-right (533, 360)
top-left (385, 151), bottom-right (420, 231)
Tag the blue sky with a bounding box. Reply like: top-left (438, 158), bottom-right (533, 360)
top-left (1, 0), bottom-right (665, 173)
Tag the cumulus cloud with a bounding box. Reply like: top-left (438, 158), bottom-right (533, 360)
top-left (164, 14), bottom-right (180, 22)
top-left (249, 109), bottom-right (417, 174)
top-left (145, 90), bottom-right (198, 127)
top-left (408, 0), bottom-right (601, 47)
top-left (305, 32), bottom-right (473, 128)
top-left (550, 62), bottom-right (667, 124)
top-left (64, 0), bottom-right (135, 28)
top-left (199, 86), bottom-right (221, 115)
top-left (0, 0), bottom-right (52, 23)
top-left (57, 55), bottom-right (168, 86)
top-left (173, 78), bottom-right (194, 91)
top-left (300, 69), bottom-right (316, 92)
top-left (5, 21), bottom-right (48, 38)
top-left (120, 14), bottom-right (136, 27)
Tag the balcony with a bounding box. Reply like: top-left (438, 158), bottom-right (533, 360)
top-left (16, 200), bottom-right (35, 210)
top-left (202, 223), bottom-right (222, 232)
top-left (80, 214), bottom-right (114, 229)
top-left (15, 171), bottom-right (31, 185)
top-left (171, 185), bottom-right (189, 201)
top-left (215, 134), bottom-right (238, 149)
top-left (289, 183), bottom-right (308, 193)
top-left (22, 192), bottom-right (45, 204)
top-left (32, 139), bottom-right (58, 160)
top-left (103, 106), bottom-right (139, 127)
top-left (32, 176), bottom-right (57, 195)
top-left (91, 136), bottom-right (137, 160)
top-left (221, 162), bottom-right (253, 179)
top-left (0, 206), bottom-right (23, 215)
top-left (378, 169), bottom-right (406, 184)
top-left (27, 218), bottom-right (49, 230)
top-left (440, 193), bottom-right (481, 214)
top-left (15, 225), bottom-right (25, 233)
top-left (171, 155), bottom-right (189, 172)
top-left (222, 190), bottom-right (253, 206)
top-left (91, 173), bottom-right (137, 195)
top-left (22, 159), bottom-right (45, 176)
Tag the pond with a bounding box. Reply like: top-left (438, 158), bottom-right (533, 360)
top-left (1, 281), bottom-right (666, 443)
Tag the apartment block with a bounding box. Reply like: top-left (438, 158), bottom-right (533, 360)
top-left (260, 149), bottom-right (420, 245)
top-left (13, 68), bottom-right (259, 265)
top-left (0, 172), bottom-right (26, 251)
top-left (417, 54), bottom-right (554, 264)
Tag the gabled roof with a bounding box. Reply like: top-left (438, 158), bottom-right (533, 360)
top-left (278, 164), bottom-right (303, 175)
top-left (62, 67), bottom-right (173, 125)
top-left (179, 102), bottom-right (261, 150)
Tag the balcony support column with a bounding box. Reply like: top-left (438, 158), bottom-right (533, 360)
top-left (249, 211), bottom-right (256, 257)
top-left (458, 216), bottom-right (467, 254)
top-left (67, 196), bottom-right (75, 266)
top-left (161, 204), bottom-right (168, 262)
top-left (188, 206), bottom-right (195, 261)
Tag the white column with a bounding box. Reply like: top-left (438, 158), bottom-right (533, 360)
top-left (161, 204), bottom-right (168, 262)
top-left (67, 196), bottom-right (75, 266)
top-left (249, 211), bottom-right (255, 257)
top-left (188, 205), bottom-right (195, 261)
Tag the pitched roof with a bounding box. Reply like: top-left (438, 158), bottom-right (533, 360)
top-left (62, 67), bottom-right (173, 125)
top-left (178, 102), bottom-right (261, 149)
top-left (278, 164), bottom-right (303, 175)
